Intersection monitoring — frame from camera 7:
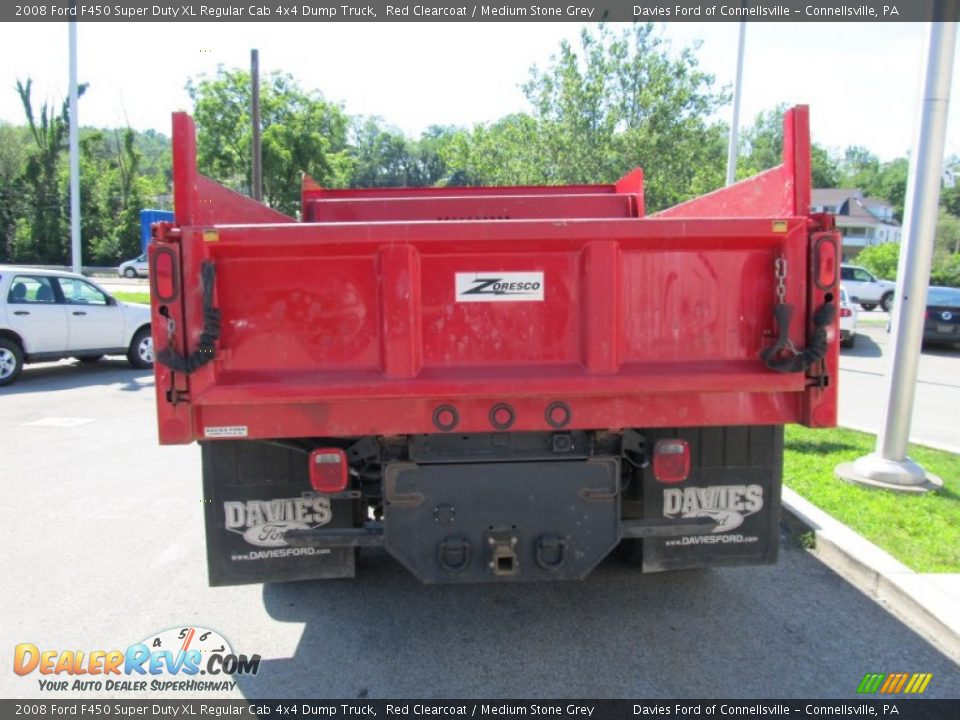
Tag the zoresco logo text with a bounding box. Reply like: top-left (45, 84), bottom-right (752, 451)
top-left (13, 626), bottom-right (259, 693)
top-left (455, 272), bottom-right (545, 302)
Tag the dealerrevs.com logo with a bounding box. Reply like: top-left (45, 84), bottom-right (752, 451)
top-left (455, 272), bottom-right (544, 302)
top-left (13, 626), bottom-right (259, 693)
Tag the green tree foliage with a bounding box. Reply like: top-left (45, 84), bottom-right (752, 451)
top-left (15, 79), bottom-right (88, 263)
top-left (349, 118), bottom-right (457, 188)
top-left (856, 242), bottom-right (900, 281)
top-left (836, 147), bottom-right (908, 221)
top-left (931, 209), bottom-right (960, 287)
top-left (930, 253), bottom-right (960, 287)
top-left (439, 114), bottom-right (550, 186)
top-left (187, 67), bottom-right (351, 215)
top-left (443, 23), bottom-right (730, 211)
top-left (855, 212), bottom-right (960, 287)
top-left (6, 79), bottom-right (170, 266)
top-left (0, 123), bottom-right (31, 262)
top-left (82, 129), bottom-right (153, 264)
top-left (737, 104), bottom-right (840, 189)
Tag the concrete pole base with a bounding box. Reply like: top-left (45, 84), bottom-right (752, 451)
top-left (835, 454), bottom-right (943, 494)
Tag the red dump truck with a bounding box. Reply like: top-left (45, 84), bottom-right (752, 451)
top-left (150, 106), bottom-right (839, 585)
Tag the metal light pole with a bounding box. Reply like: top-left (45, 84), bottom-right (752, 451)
top-left (69, 18), bottom-right (81, 273)
top-left (251, 49), bottom-right (262, 202)
top-left (725, 22), bottom-right (746, 186)
top-left (836, 21), bottom-right (956, 493)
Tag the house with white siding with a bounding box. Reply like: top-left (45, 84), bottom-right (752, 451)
top-left (810, 189), bottom-right (901, 261)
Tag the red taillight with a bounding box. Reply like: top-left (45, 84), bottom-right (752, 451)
top-left (815, 237), bottom-right (837, 290)
top-left (653, 439), bottom-right (691, 484)
top-left (309, 448), bottom-right (348, 493)
top-left (153, 247), bottom-right (178, 302)
top-left (840, 307), bottom-right (852, 318)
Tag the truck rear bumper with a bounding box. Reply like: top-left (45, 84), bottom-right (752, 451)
top-left (200, 426), bottom-right (782, 586)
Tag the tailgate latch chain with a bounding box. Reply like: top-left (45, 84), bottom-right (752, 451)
top-left (157, 261), bottom-right (221, 375)
top-left (761, 256), bottom-right (835, 373)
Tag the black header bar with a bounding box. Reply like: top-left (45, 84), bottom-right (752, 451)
top-left (1, 700), bottom-right (959, 720)
top-left (6, 0), bottom-right (960, 23)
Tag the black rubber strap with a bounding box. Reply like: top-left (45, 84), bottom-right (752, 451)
top-left (157, 261), bottom-right (221, 374)
top-left (761, 301), bottom-right (835, 373)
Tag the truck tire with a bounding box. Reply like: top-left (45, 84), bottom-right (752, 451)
top-left (0, 337), bottom-right (24, 387)
top-left (881, 292), bottom-right (894, 313)
top-left (127, 326), bottom-right (153, 369)
top-left (841, 333), bottom-right (856, 349)
top-left (123, 267), bottom-right (138, 278)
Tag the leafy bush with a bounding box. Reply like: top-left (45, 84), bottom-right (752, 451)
top-left (855, 242), bottom-right (900, 280)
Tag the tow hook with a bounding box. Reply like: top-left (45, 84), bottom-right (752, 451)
top-left (486, 531), bottom-right (519, 576)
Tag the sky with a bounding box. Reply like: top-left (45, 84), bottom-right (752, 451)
top-left (1, 21), bottom-right (959, 163)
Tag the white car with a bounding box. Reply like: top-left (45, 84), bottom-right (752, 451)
top-left (118, 253), bottom-right (149, 278)
top-left (840, 264), bottom-right (896, 312)
top-left (838, 285), bottom-right (858, 349)
top-left (0, 265), bottom-right (153, 386)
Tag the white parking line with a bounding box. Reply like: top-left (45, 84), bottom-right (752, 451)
top-left (24, 417), bottom-right (95, 427)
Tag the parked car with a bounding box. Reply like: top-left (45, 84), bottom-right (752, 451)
top-left (0, 265), bottom-right (153, 386)
top-left (922, 286), bottom-right (960, 345)
top-left (840, 264), bottom-right (896, 312)
top-left (838, 285), bottom-right (858, 348)
top-left (118, 253), bottom-right (148, 278)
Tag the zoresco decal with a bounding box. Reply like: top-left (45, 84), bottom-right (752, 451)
top-left (663, 484), bottom-right (763, 532)
top-left (455, 272), bottom-right (544, 302)
top-left (13, 626), bottom-right (259, 693)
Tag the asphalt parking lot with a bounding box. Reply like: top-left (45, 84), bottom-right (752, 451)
top-left (839, 320), bottom-right (960, 451)
top-left (2, 355), bottom-right (959, 700)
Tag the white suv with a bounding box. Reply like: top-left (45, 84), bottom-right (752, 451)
top-left (0, 266), bottom-right (153, 386)
top-left (840, 264), bottom-right (896, 312)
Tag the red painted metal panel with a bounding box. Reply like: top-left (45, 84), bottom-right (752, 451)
top-left (154, 105), bottom-right (837, 445)
top-left (580, 241), bottom-right (622, 374)
top-left (307, 194), bottom-right (634, 223)
top-left (378, 244), bottom-right (422, 378)
top-left (653, 106), bottom-right (810, 220)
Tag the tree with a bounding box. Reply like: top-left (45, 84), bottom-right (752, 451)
top-left (187, 67), bottom-right (351, 216)
top-left (349, 118), bottom-right (422, 187)
top-left (348, 119), bottom-right (459, 188)
top-left (0, 123), bottom-right (30, 262)
top-left (856, 242), bottom-right (900, 281)
top-left (519, 23), bottom-right (730, 209)
top-left (85, 128), bottom-right (151, 264)
top-left (738, 104), bottom-right (840, 189)
top-left (15, 78), bottom-right (86, 263)
top-left (440, 113), bottom-right (551, 187)
top-left (935, 209), bottom-right (960, 255)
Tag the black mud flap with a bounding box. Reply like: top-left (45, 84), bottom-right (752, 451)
top-left (642, 426), bottom-right (783, 572)
top-left (201, 441), bottom-right (356, 586)
top-left (383, 458), bottom-right (620, 583)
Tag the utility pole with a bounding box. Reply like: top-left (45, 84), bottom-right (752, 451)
top-left (69, 16), bottom-right (81, 273)
top-left (725, 22), bottom-right (746, 186)
top-left (836, 21), bottom-right (956, 493)
top-left (251, 49), bottom-right (262, 202)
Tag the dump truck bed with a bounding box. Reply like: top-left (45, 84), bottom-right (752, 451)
top-left (150, 106), bottom-right (838, 445)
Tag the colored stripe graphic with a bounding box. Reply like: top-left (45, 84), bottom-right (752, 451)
top-left (859, 673), bottom-right (933, 694)
top-left (858, 674), bottom-right (885, 694)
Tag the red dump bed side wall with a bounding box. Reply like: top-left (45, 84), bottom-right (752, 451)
top-left (151, 107), bottom-right (839, 445)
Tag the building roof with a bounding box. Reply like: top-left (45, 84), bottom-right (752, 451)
top-left (811, 189), bottom-right (899, 228)
top-left (811, 188), bottom-right (863, 207)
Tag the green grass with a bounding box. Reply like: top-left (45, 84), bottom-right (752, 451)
top-left (784, 425), bottom-right (960, 573)
top-left (856, 316), bottom-right (888, 326)
top-left (113, 291), bottom-right (151, 304)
